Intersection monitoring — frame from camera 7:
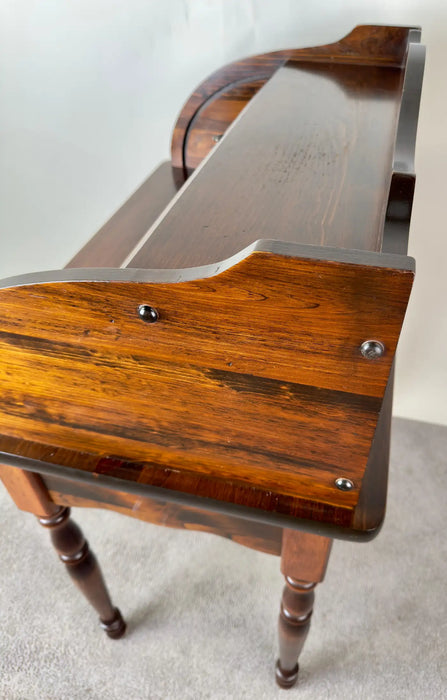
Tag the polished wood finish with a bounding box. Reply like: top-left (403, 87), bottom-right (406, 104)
top-left (0, 25), bottom-right (425, 688)
top-left (180, 80), bottom-right (265, 175)
top-left (44, 474), bottom-right (283, 556)
top-left (0, 245), bottom-right (413, 534)
top-left (383, 41), bottom-right (425, 254)
top-left (67, 162), bottom-right (178, 268)
top-left (171, 25), bottom-right (416, 183)
top-left (132, 61), bottom-right (406, 269)
top-left (281, 530), bottom-right (332, 583)
top-left (276, 530), bottom-right (332, 688)
top-left (353, 364), bottom-right (394, 532)
top-left (0, 462), bottom-right (126, 638)
top-left (0, 27), bottom-right (421, 541)
top-left (39, 506), bottom-right (126, 639)
top-left (276, 577), bottom-right (316, 688)
top-left (0, 463), bottom-right (58, 517)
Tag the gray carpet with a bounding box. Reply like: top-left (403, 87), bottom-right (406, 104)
top-left (0, 417), bottom-right (446, 699)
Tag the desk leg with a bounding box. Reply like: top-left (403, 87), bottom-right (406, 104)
top-left (38, 506), bottom-right (126, 639)
top-left (276, 530), bottom-right (332, 688)
top-left (0, 466), bottom-right (126, 639)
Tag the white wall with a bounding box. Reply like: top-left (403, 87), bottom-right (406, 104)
top-left (0, 1), bottom-right (446, 425)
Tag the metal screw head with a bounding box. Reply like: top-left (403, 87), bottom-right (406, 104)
top-left (212, 134), bottom-right (223, 143)
top-left (360, 340), bottom-right (385, 360)
top-left (138, 305), bottom-right (158, 323)
top-left (335, 477), bottom-right (354, 491)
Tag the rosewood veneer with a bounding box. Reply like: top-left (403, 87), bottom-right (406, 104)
top-left (0, 25), bottom-right (424, 688)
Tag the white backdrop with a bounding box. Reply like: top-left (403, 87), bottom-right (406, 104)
top-left (0, 1), bottom-right (446, 425)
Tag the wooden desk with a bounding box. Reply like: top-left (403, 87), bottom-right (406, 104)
top-left (0, 25), bottom-right (424, 688)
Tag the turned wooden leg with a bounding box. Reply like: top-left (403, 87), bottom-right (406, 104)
top-left (276, 577), bottom-right (315, 688)
top-left (276, 530), bottom-right (332, 688)
top-left (38, 506), bottom-right (126, 639)
top-left (0, 464), bottom-right (126, 640)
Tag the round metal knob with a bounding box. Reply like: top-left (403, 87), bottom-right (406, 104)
top-left (335, 477), bottom-right (354, 492)
top-left (138, 305), bottom-right (159, 323)
top-left (360, 340), bottom-right (385, 360)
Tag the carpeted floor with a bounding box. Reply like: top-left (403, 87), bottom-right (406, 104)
top-left (0, 417), bottom-right (446, 699)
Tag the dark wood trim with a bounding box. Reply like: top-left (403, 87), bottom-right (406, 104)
top-left (67, 162), bottom-right (178, 268)
top-left (392, 42), bottom-right (425, 176)
top-left (39, 506), bottom-right (126, 639)
top-left (171, 25), bottom-right (418, 177)
top-left (352, 366), bottom-right (394, 534)
top-left (276, 577), bottom-right (316, 688)
top-left (382, 41), bottom-right (425, 255)
top-left (44, 473), bottom-right (283, 556)
top-left (0, 451), bottom-right (389, 542)
top-left (172, 25), bottom-right (419, 183)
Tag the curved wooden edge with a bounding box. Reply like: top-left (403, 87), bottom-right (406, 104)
top-left (382, 41), bottom-right (424, 252)
top-left (393, 43), bottom-right (425, 176)
top-left (44, 477), bottom-right (284, 556)
top-left (352, 365), bottom-right (394, 536)
top-left (171, 24), bottom-right (420, 183)
top-left (361, 38), bottom-right (419, 522)
top-left (0, 238), bottom-right (415, 292)
top-left (0, 460), bottom-right (283, 556)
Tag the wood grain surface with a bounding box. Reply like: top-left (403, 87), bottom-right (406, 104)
top-left (171, 25), bottom-right (417, 182)
top-left (0, 246), bottom-right (413, 532)
top-left (44, 477), bottom-right (284, 556)
top-left (130, 62), bottom-right (404, 269)
top-left (0, 27), bottom-right (425, 690)
top-left (0, 463), bottom-right (59, 518)
top-left (0, 25), bottom-right (423, 541)
top-left (68, 162), bottom-right (178, 268)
